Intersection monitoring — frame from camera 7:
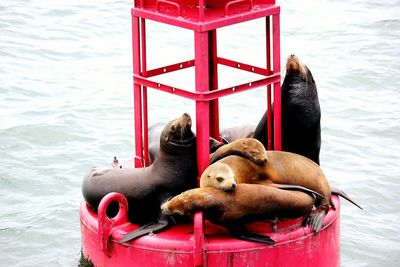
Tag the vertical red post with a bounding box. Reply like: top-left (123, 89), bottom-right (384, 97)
top-left (193, 30), bottom-right (210, 267)
top-left (198, 0), bottom-right (205, 21)
top-left (141, 18), bottom-right (149, 167)
top-left (132, 15), bottom-right (144, 167)
top-left (208, 30), bottom-right (220, 139)
top-left (266, 16), bottom-right (273, 150)
top-left (272, 13), bottom-right (281, 150)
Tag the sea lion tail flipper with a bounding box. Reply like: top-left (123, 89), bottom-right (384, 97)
top-left (330, 186), bottom-right (363, 210)
top-left (307, 209), bottom-right (327, 233)
top-left (227, 225), bottom-right (275, 245)
top-left (118, 215), bottom-right (169, 244)
top-left (273, 184), bottom-right (324, 200)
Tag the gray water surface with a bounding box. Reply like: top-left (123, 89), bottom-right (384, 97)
top-left (1, 0), bottom-right (399, 266)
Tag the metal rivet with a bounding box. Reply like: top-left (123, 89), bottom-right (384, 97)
top-left (157, 83), bottom-right (161, 87)
top-left (232, 87), bottom-right (236, 91)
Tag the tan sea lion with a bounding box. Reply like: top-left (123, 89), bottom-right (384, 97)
top-left (206, 138), bottom-right (361, 232)
top-left (82, 113), bottom-right (198, 243)
top-left (161, 184), bottom-right (320, 244)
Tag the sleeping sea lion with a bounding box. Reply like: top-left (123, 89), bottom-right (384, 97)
top-left (206, 138), bottom-right (361, 232)
top-left (82, 113), bottom-right (197, 243)
top-left (161, 184), bottom-right (320, 244)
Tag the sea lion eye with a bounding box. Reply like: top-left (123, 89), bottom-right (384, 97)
top-left (216, 177), bottom-right (224, 183)
top-left (171, 125), bottom-right (175, 130)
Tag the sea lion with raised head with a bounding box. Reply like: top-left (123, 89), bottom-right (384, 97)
top-left (161, 183), bottom-right (321, 244)
top-left (82, 113), bottom-right (197, 243)
top-left (217, 55), bottom-right (322, 165)
top-left (281, 54), bottom-right (321, 164)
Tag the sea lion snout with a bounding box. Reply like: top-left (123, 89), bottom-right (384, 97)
top-left (179, 113), bottom-right (192, 129)
top-left (182, 112), bottom-right (191, 122)
top-left (286, 54), bottom-right (306, 77)
top-left (230, 182), bottom-right (237, 190)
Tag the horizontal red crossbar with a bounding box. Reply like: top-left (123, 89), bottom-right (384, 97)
top-left (144, 59), bottom-right (195, 77)
top-left (132, 5), bottom-right (280, 32)
top-left (145, 58), bottom-right (268, 78)
top-left (133, 73), bottom-right (280, 101)
top-left (218, 57), bottom-right (269, 76)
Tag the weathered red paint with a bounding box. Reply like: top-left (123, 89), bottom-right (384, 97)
top-left (80, 1), bottom-right (341, 266)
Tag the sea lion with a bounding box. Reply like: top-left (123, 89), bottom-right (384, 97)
top-left (82, 113), bottom-right (198, 243)
top-left (206, 138), bottom-right (362, 232)
top-left (161, 184), bottom-right (320, 244)
top-left (209, 137), bottom-right (269, 166)
top-left (281, 54), bottom-right (321, 164)
top-left (217, 55), bottom-right (321, 165)
top-left (147, 121), bottom-right (164, 164)
top-left (220, 124), bottom-right (255, 143)
top-left (147, 126), bottom-right (223, 163)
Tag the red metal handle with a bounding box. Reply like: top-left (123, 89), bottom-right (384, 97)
top-left (156, 0), bottom-right (181, 17)
top-left (225, 0), bottom-right (253, 16)
top-left (98, 192), bottom-right (129, 257)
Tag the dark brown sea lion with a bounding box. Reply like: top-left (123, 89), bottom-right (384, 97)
top-left (161, 184), bottom-right (320, 244)
top-left (147, 121), bottom-right (164, 164)
top-left (207, 138), bottom-right (361, 232)
top-left (281, 54), bottom-right (321, 164)
top-left (148, 125), bottom-right (223, 163)
top-left (82, 113), bottom-right (197, 243)
top-left (217, 55), bottom-right (321, 165)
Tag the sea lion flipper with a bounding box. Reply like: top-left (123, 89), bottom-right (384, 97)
top-left (210, 149), bottom-right (268, 165)
top-left (227, 224), bottom-right (275, 245)
top-left (118, 214), bottom-right (169, 244)
top-left (330, 186), bottom-right (363, 210)
top-left (272, 184), bottom-right (324, 200)
top-left (210, 138), bottom-right (268, 166)
top-left (209, 137), bottom-right (225, 153)
top-left (307, 209), bottom-right (326, 233)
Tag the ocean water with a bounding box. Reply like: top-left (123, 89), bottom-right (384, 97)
top-left (1, 0), bottom-right (399, 266)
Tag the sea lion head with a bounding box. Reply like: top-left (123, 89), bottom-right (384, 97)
top-left (200, 162), bottom-right (237, 192)
top-left (210, 138), bottom-right (269, 165)
top-left (285, 54), bottom-right (314, 84)
top-left (160, 113), bottom-right (196, 152)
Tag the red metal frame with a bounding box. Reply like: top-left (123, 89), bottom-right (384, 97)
top-left (131, 2), bottom-right (282, 264)
top-left (132, 9), bottom-right (282, 166)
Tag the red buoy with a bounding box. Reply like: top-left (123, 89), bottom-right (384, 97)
top-left (80, 1), bottom-right (341, 266)
top-left (80, 193), bottom-right (340, 266)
